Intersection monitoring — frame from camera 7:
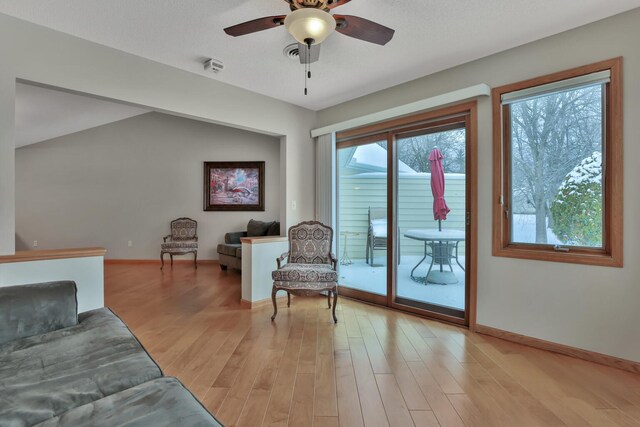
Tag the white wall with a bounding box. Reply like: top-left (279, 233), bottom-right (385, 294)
top-left (0, 76), bottom-right (15, 255)
top-left (0, 256), bottom-right (104, 313)
top-left (0, 13), bottom-right (317, 256)
top-left (15, 112), bottom-right (281, 259)
top-left (318, 9), bottom-right (640, 362)
top-left (242, 240), bottom-right (289, 303)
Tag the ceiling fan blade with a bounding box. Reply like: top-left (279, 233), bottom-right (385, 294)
top-left (326, 0), bottom-right (351, 9)
top-left (224, 15), bottom-right (286, 37)
top-left (333, 15), bottom-right (395, 45)
top-left (298, 42), bottom-right (321, 64)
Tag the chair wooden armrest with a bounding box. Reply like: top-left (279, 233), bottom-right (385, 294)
top-left (162, 234), bottom-right (171, 242)
top-left (277, 252), bottom-right (290, 269)
top-left (330, 252), bottom-right (338, 270)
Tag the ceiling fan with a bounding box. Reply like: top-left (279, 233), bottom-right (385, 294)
top-left (223, 0), bottom-right (395, 49)
top-left (224, 0), bottom-right (394, 95)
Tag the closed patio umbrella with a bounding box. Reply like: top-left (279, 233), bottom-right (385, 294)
top-left (429, 148), bottom-right (450, 231)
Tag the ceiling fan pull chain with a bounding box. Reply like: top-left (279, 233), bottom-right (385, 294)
top-left (304, 59), bottom-right (308, 95)
top-left (304, 38), bottom-right (312, 95)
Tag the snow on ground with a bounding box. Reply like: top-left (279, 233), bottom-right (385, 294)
top-left (338, 255), bottom-right (466, 310)
top-left (512, 214), bottom-right (562, 245)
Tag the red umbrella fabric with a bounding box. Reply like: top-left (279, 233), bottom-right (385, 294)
top-left (429, 148), bottom-right (450, 224)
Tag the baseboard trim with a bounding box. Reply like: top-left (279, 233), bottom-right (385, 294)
top-left (105, 259), bottom-right (217, 265)
top-left (240, 296), bottom-right (287, 309)
top-left (475, 324), bottom-right (640, 374)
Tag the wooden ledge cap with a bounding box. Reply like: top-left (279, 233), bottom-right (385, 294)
top-left (240, 236), bottom-right (288, 245)
top-left (0, 247), bottom-right (107, 264)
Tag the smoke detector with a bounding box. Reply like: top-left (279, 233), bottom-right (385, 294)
top-left (203, 58), bottom-right (224, 73)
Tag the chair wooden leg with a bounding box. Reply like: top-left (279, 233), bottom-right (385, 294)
top-left (332, 289), bottom-right (338, 323)
top-left (271, 287), bottom-right (278, 321)
top-left (194, 251), bottom-right (198, 269)
top-left (170, 254), bottom-right (173, 267)
top-left (287, 292), bottom-right (291, 308)
top-left (327, 291), bottom-right (331, 308)
top-left (160, 252), bottom-right (164, 270)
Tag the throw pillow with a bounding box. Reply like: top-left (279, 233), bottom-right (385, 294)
top-left (247, 219), bottom-right (273, 237)
top-left (267, 221), bottom-right (281, 236)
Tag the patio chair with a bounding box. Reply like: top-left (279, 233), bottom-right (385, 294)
top-left (271, 221), bottom-right (338, 323)
top-left (365, 207), bottom-right (400, 265)
top-left (160, 217), bottom-right (198, 269)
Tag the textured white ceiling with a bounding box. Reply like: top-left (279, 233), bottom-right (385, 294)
top-left (15, 83), bottom-right (148, 147)
top-left (1, 1), bottom-right (639, 110)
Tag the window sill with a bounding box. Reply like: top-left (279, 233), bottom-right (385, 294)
top-left (493, 245), bottom-right (622, 268)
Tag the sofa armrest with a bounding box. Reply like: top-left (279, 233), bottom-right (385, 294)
top-left (225, 231), bottom-right (248, 244)
top-left (0, 281), bottom-right (78, 346)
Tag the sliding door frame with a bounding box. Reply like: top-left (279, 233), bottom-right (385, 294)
top-left (336, 101), bottom-right (478, 329)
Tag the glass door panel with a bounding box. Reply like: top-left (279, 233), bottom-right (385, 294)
top-left (337, 140), bottom-right (387, 298)
top-left (395, 125), bottom-right (467, 318)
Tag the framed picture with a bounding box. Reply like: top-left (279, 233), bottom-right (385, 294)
top-left (204, 161), bottom-right (265, 211)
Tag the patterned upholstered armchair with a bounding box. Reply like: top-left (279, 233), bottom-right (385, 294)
top-left (271, 221), bottom-right (338, 323)
top-left (160, 218), bottom-right (198, 269)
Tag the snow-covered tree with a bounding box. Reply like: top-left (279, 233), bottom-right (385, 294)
top-left (510, 85), bottom-right (602, 243)
top-left (550, 152), bottom-right (602, 247)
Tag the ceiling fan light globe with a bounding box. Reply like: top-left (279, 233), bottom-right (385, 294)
top-left (284, 8), bottom-right (336, 45)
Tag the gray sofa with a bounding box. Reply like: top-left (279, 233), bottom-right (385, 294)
top-left (217, 219), bottom-right (280, 271)
top-left (0, 281), bottom-right (223, 427)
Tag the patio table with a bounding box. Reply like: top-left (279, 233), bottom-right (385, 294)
top-left (404, 229), bottom-right (465, 284)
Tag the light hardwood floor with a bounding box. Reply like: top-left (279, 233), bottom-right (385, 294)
top-left (105, 263), bottom-right (640, 427)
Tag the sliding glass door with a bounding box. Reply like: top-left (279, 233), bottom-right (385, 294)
top-left (336, 137), bottom-right (388, 303)
top-left (335, 105), bottom-right (474, 325)
top-left (395, 121), bottom-right (468, 319)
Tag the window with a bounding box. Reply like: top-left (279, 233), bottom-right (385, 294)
top-left (493, 58), bottom-right (622, 266)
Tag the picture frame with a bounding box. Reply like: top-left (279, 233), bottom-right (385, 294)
top-left (204, 161), bottom-right (265, 211)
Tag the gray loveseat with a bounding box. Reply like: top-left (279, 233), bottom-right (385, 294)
top-left (0, 281), bottom-right (223, 427)
top-left (217, 219), bottom-right (280, 271)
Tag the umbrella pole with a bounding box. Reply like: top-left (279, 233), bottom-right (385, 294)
top-left (438, 219), bottom-right (443, 272)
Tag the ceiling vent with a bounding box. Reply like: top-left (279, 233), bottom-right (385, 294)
top-left (283, 43), bottom-right (300, 61)
top-left (283, 43), bottom-right (320, 64)
top-left (203, 58), bottom-right (224, 73)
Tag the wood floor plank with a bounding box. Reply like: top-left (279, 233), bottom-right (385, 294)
top-left (356, 314), bottom-right (393, 374)
top-left (446, 393), bottom-right (488, 427)
top-left (236, 389), bottom-right (271, 427)
top-left (367, 314), bottom-right (430, 411)
top-left (314, 416), bottom-right (339, 427)
top-left (166, 330), bottom-right (230, 384)
top-left (314, 319), bottom-right (338, 417)
top-left (289, 373), bottom-right (315, 427)
top-left (298, 308), bottom-right (319, 374)
top-left (375, 373), bottom-right (415, 427)
top-left (215, 328), bottom-right (280, 426)
top-left (262, 310), bottom-right (305, 427)
top-left (335, 349), bottom-right (365, 427)
top-left (349, 337), bottom-right (390, 427)
top-left (406, 361), bottom-right (465, 427)
top-left (342, 304), bottom-right (363, 338)
top-left (410, 410), bottom-right (440, 427)
top-left (201, 387), bottom-right (230, 415)
top-left (475, 342), bottom-right (592, 426)
top-left (461, 337), bottom-right (566, 426)
top-left (189, 315), bottom-right (255, 397)
top-left (104, 264), bottom-right (640, 427)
